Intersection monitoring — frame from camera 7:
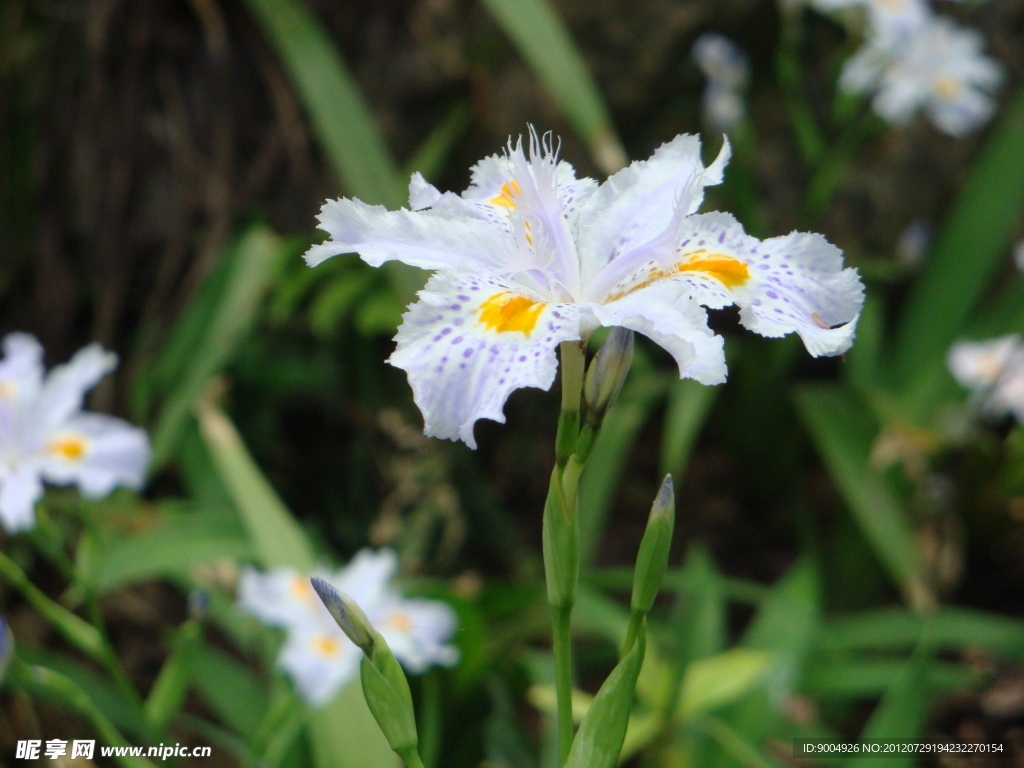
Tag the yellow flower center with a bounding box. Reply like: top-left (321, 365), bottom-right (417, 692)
top-left (46, 436), bottom-right (89, 461)
top-left (489, 181), bottom-right (521, 209)
top-left (386, 613), bottom-right (413, 633)
top-left (479, 293), bottom-right (546, 335)
top-left (0, 381), bottom-right (16, 399)
top-left (289, 576), bottom-right (314, 603)
top-left (312, 635), bottom-right (342, 657)
top-left (934, 75), bottom-right (961, 100)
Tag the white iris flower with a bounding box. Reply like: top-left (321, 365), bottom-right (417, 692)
top-left (948, 335), bottom-right (1024, 422)
top-left (840, 14), bottom-right (1003, 137)
top-left (238, 549), bottom-right (458, 707)
top-left (0, 333), bottom-right (149, 532)
top-left (692, 33), bottom-right (750, 132)
top-left (305, 131), bottom-right (863, 448)
top-left (811, 0), bottom-right (932, 41)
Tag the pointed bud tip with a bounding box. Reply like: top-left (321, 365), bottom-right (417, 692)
top-left (654, 474), bottom-right (674, 516)
top-left (310, 576), bottom-right (337, 607)
top-left (310, 576), bottom-right (375, 654)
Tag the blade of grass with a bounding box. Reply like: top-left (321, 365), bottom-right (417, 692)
top-left (242, 0), bottom-right (405, 206)
top-left (659, 379), bottom-right (717, 481)
top-left (890, 86), bottom-right (1024, 406)
top-left (147, 225), bottom-right (292, 469)
top-left (195, 397), bottom-right (314, 571)
top-left (478, 0), bottom-right (626, 173)
top-left (795, 385), bottom-right (922, 601)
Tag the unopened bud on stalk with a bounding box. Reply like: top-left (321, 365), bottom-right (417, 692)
top-left (310, 577), bottom-right (375, 655)
top-left (311, 577), bottom-right (421, 762)
top-left (631, 475), bottom-right (675, 616)
top-left (584, 327), bottom-right (634, 423)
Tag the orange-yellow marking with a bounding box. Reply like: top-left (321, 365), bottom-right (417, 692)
top-left (312, 635), bottom-right (342, 657)
top-left (46, 436), bottom-right (88, 461)
top-left (489, 181), bottom-right (521, 209)
top-left (290, 576), bottom-right (314, 603)
top-left (386, 613), bottom-right (413, 633)
top-left (0, 381), bottom-right (16, 399)
top-left (605, 252), bottom-right (750, 302)
top-left (934, 76), bottom-right (961, 100)
top-left (479, 293), bottom-right (546, 335)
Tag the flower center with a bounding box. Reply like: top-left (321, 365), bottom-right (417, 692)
top-left (385, 612), bottom-right (413, 632)
top-left (604, 252), bottom-right (750, 303)
top-left (934, 75), bottom-right (961, 100)
top-left (489, 181), bottom-right (521, 209)
top-left (46, 435), bottom-right (89, 461)
top-left (311, 635), bottom-right (342, 657)
top-left (479, 293), bottom-right (546, 335)
top-left (290, 576), bottom-right (314, 603)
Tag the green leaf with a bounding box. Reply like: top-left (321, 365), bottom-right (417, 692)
top-left (852, 651), bottom-right (931, 768)
top-left (241, 0), bottom-right (405, 206)
top-left (795, 385), bottom-right (922, 597)
top-left (90, 507), bottom-right (251, 593)
top-left (308, 682), bottom-right (400, 768)
top-left (803, 657), bottom-right (979, 698)
top-left (191, 644), bottom-right (267, 736)
top-left (891, 85), bottom-right (1024, 405)
top-left (196, 401), bottom-right (315, 571)
top-left (678, 648), bottom-right (774, 718)
top-left (145, 620), bottom-right (202, 731)
top-left (147, 225), bottom-right (292, 468)
top-left (478, 0), bottom-right (626, 173)
top-left (822, 608), bottom-right (1024, 661)
top-left (564, 629), bottom-right (646, 768)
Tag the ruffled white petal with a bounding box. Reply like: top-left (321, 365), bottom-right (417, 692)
top-left (333, 548), bottom-right (398, 611)
top-left (0, 463), bottom-right (43, 532)
top-left (376, 597), bottom-right (459, 673)
top-left (577, 134), bottom-right (730, 293)
top-left (588, 283), bottom-right (727, 385)
top-left (277, 627), bottom-right (360, 706)
top-left (305, 197), bottom-right (509, 272)
top-left (0, 333), bottom-right (44, 401)
top-left (38, 413), bottom-right (149, 498)
top-left (948, 336), bottom-right (1022, 390)
top-left (238, 566), bottom-right (322, 629)
top-left (34, 344), bottom-right (117, 432)
top-left (388, 268), bottom-right (582, 448)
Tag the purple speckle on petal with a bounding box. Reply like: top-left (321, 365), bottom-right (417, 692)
top-left (453, 336), bottom-right (464, 345)
top-left (458, 295), bottom-right (470, 301)
top-left (441, 327), bottom-right (452, 336)
top-left (519, 355), bottom-right (527, 362)
top-left (463, 348), bottom-right (473, 358)
top-left (766, 291), bottom-right (778, 299)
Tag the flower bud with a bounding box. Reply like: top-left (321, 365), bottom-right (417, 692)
top-left (310, 576), bottom-right (375, 655)
top-left (631, 475), bottom-right (675, 616)
top-left (360, 644), bottom-right (419, 756)
top-left (584, 328), bottom-right (634, 424)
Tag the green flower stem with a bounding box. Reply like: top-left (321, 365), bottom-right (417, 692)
top-left (547, 341), bottom-right (587, 765)
top-left (398, 748), bottom-right (427, 768)
top-left (0, 549), bottom-right (104, 660)
top-left (9, 658), bottom-right (157, 768)
top-left (621, 608), bottom-right (644, 658)
top-left (804, 110), bottom-right (885, 218)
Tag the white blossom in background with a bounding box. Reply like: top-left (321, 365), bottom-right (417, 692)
top-left (0, 333), bottom-right (149, 532)
top-left (810, 0), bottom-right (931, 41)
top-left (1013, 240), bottom-right (1024, 272)
top-left (238, 549), bottom-right (458, 706)
top-left (692, 33), bottom-right (749, 132)
top-left (840, 14), bottom-right (1003, 137)
top-left (305, 129), bottom-right (863, 448)
top-left (948, 335), bottom-right (1024, 422)
top-left (895, 220), bottom-right (932, 268)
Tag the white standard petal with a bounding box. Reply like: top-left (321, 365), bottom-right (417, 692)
top-left (588, 283), bottom-right (727, 385)
top-left (374, 597), bottom-right (459, 674)
top-left (38, 413), bottom-right (149, 499)
top-left (277, 627), bottom-right (360, 707)
top-left (388, 268), bottom-right (583, 449)
top-left (304, 197), bottom-right (509, 272)
top-left (33, 343), bottom-right (117, 433)
top-left (577, 133), bottom-right (730, 293)
top-left (0, 333), bottom-right (44, 402)
top-left (0, 463), bottom-right (43, 532)
top-left (238, 567), bottom-right (323, 630)
top-left (333, 548), bottom-right (399, 613)
top-left (947, 336), bottom-right (1022, 392)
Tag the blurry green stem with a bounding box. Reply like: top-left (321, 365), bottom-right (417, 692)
top-left (775, 15), bottom-right (825, 167)
top-left (805, 109), bottom-right (884, 218)
top-left (552, 604), bottom-right (574, 764)
top-left (0, 549), bottom-right (104, 659)
top-left (398, 749), bottom-right (427, 768)
top-left (10, 659), bottom-right (157, 768)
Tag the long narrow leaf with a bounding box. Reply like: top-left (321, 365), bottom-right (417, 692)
top-left (242, 0), bottom-right (405, 205)
top-left (478, 0), bottom-right (626, 173)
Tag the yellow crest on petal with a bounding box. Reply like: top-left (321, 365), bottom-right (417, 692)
top-left (479, 293), bottom-right (546, 335)
top-left (46, 435), bottom-right (89, 461)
